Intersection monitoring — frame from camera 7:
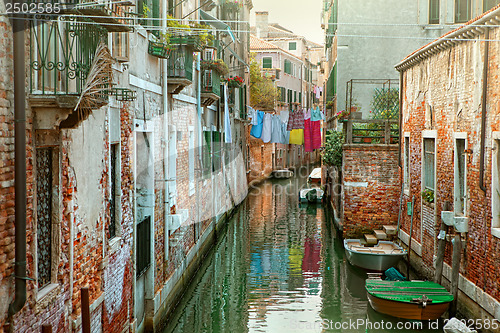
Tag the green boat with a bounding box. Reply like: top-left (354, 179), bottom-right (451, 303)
top-left (365, 280), bottom-right (453, 320)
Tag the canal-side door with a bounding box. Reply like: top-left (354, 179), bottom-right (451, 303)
top-left (134, 122), bottom-right (155, 329)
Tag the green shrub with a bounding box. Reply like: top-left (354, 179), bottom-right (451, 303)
top-left (322, 130), bottom-right (344, 167)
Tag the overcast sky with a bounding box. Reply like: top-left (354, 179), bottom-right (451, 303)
top-left (249, 0), bottom-right (324, 45)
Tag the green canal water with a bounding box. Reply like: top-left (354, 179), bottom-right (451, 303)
top-left (163, 170), bottom-right (443, 333)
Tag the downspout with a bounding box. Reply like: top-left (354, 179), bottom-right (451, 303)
top-left (196, 53), bottom-right (202, 239)
top-left (479, 28), bottom-right (489, 193)
top-left (9, 12), bottom-right (27, 316)
top-left (399, 70), bottom-right (403, 168)
top-left (162, 0), bottom-right (170, 259)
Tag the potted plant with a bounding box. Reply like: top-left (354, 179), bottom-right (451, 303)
top-left (223, 0), bottom-right (243, 12)
top-left (201, 59), bottom-right (229, 76)
top-left (148, 32), bottom-right (173, 59)
top-left (421, 189), bottom-right (435, 204)
top-left (326, 100), bottom-right (334, 110)
top-left (225, 76), bottom-right (244, 88)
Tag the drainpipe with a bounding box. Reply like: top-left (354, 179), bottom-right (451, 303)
top-left (162, 0), bottom-right (170, 259)
top-left (9, 13), bottom-right (27, 316)
top-left (398, 71), bottom-right (403, 168)
top-left (479, 28), bottom-right (489, 194)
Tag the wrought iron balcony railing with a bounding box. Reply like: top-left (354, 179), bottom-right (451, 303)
top-left (166, 45), bottom-right (193, 94)
top-left (30, 17), bottom-right (109, 96)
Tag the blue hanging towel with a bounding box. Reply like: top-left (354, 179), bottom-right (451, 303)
top-left (250, 110), bottom-right (264, 139)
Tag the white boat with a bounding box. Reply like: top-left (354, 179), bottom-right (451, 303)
top-left (299, 188), bottom-right (324, 203)
top-left (344, 239), bottom-right (407, 272)
top-left (272, 169), bottom-right (293, 179)
top-left (308, 167), bottom-right (322, 183)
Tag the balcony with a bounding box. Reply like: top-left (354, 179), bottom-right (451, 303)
top-left (261, 68), bottom-right (280, 80)
top-left (167, 46), bottom-right (194, 94)
top-left (148, 41), bottom-right (171, 59)
top-left (29, 17), bottom-right (113, 129)
top-left (201, 70), bottom-right (220, 106)
top-left (170, 35), bottom-right (204, 52)
top-left (75, 0), bottom-right (133, 32)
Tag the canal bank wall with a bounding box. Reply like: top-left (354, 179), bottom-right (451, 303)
top-left (145, 151), bottom-right (249, 332)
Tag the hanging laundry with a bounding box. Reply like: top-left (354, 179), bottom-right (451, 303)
top-left (248, 106), bottom-right (259, 125)
top-left (315, 86), bottom-right (321, 99)
top-left (250, 111), bottom-right (264, 138)
top-left (270, 115), bottom-right (282, 143)
top-left (224, 84), bottom-right (232, 143)
top-left (287, 109), bottom-right (305, 131)
top-left (303, 108), bottom-right (311, 120)
top-left (311, 106), bottom-right (323, 122)
top-left (311, 120), bottom-right (322, 150)
top-left (289, 129), bottom-right (304, 145)
top-left (261, 113), bottom-right (273, 143)
top-left (304, 118), bottom-right (313, 152)
top-left (281, 122), bottom-right (290, 145)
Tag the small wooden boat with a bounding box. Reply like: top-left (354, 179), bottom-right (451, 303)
top-left (344, 239), bottom-right (406, 272)
top-left (299, 188), bottom-right (324, 203)
top-left (308, 168), bottom-right (321, 183)
top-left (272, 169), bottom-right (293, 179)
top-left (365, 280), bottom-right (453, 320)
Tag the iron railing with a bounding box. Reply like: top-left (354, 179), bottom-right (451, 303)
top-left (30, 17), bottom-right (108, 95)
top-left (167, 46), bottom-right (193, 81)
top-left (343, 119), bottom-right (399, 145)
top-left (201, 69), bottom-right (220, 96)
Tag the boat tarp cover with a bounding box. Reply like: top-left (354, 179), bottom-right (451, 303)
top-left (365, 280), bottom-right (453, 304)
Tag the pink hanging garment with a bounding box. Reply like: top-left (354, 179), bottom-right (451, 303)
top-left (304, 118), bottom-right (313, 152)
top-left (311, 120), bottom-right (322, 150)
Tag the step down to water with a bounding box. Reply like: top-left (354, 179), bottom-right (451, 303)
top-left (373, 230), bottom-right (387, 240)
top-left (383, 225), bottom-right (397, 235)
top-left (364, 234), bottom-right (378, 245)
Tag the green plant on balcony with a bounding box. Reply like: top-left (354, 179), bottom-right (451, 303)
top-left (223, 0), bottom-right (244, 11)
top-left (322, 130), bottom-right (344, 168)
top-left (201, 59), bottom-right (229, 76)
top-left (326, 100), bottom-right (334, 110)
top-left (422, 189), bottom-right (435, 204)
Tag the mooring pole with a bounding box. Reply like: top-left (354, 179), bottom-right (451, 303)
top-left (406, 196), bottom-right (415, 280)
top-left (434, 201), bottom-right (451, 284)
top-left (81, 287), bottom-right (91, 333)
top-left (450, 233), bottom-right (462, 317)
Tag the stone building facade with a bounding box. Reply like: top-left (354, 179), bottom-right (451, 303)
top-left (396, 6), bottom-right (500, 326)
top-left (0, 0), bottom-right (252, 332)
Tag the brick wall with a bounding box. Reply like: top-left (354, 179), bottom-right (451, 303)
top-left (400, 23), bottom-right (500, 316)
top-left (342, 144), bottom-right (400, 238)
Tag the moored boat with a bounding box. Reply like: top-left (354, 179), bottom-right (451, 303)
top-left (344, 239), bottom-right (406, 272)
top-left (299, 188), bottom-right (324, 203)
top-left (272, 169), bottom-right (293, 179)
top-left (365, 280), bottom-right (453, 320)
top-left (308, 167), bottom-right (321, 183)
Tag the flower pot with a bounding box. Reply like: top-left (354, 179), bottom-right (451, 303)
top-left (363, 137), bottom-right (372, 143)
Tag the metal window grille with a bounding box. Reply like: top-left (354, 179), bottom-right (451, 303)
top-left (136, 216), bottom-right (151, 277)
top-left (456, 139), bottom-right (466, 214)
top-left (36, 148), bottom-right (53, 288)
top-left (109, 144), bottom-right (118, 239)
top-left (424, 138), bottom-right (435, 191)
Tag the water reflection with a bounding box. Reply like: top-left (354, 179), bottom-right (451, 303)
top-left (163, 170), bottom-right (443, 333)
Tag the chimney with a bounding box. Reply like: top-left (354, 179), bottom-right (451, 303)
top-left (256, 11), bottom-right (269, 38)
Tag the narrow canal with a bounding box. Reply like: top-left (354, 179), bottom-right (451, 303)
top-left (163, 168), bottom-right (442, 333)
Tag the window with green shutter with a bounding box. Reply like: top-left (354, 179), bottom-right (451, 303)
top-left (284, 59), bottom-right (291, 75)
top-left (423, 138), bottom-right (435, 191)
top-left (294, 91), bottom-right (297, 102)
top-left (262, 57), bottom-right (273, 69)
top-left (483, 0), bottom-right (499, 11)
top-left (429, 0), bottom-right (440, 24)
top-left (289, 42), bottom-right (297, 50)
top-left (299, 92), bottom-right (302, 104)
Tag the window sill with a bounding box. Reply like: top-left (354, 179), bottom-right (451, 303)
top-left (36, 283), bottom-right (59, 302)
top-left (492, 228), bottom-right (500, 239)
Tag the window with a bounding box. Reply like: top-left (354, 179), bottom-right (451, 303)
top-left (212, 132), bottom-right (221, 172)
top-left (289, 42), bottom-right (297, 50)
top-left (299, 92), bottom-right (302, 104)
top-left (136, 216), bottom-right (151, 277)
top-left (141, 0), bottom-right (161, 28)
top-left (455, 0), bottom-right (471, 23)
top-left (112, 32), bottom-right (129, 62)
top-left (109, 143), bottom-right (119, 239)
top-left (262, 57), bottom-right (272, 69)
top-left (404, 136), bottom-right (410, 191)
top-left (284, 59), bottom-right (292, 75)
top-left (202, 131), bottom-right (212, 178)
top-left (491, 136), bottom-right (500, 237)
top-left (454, 137), bottom-right (466, 215)
top-left (429, 0), bottom-right (440, 24)
top-left (294, 91), bottom-right (297, 103)
top-left (483, 0), bottom-right (499, 11)
top-left (423, 138), bottom-right (435, 191)
top-left (36, 147), bottom-right (53, 289)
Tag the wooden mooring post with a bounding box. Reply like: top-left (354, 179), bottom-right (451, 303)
top-left (450, 233), bottom-right (462, 317)
top-left (434, 201), bottom-right (451, 285)
top-left (81, 287), bottom-right (91, 333)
